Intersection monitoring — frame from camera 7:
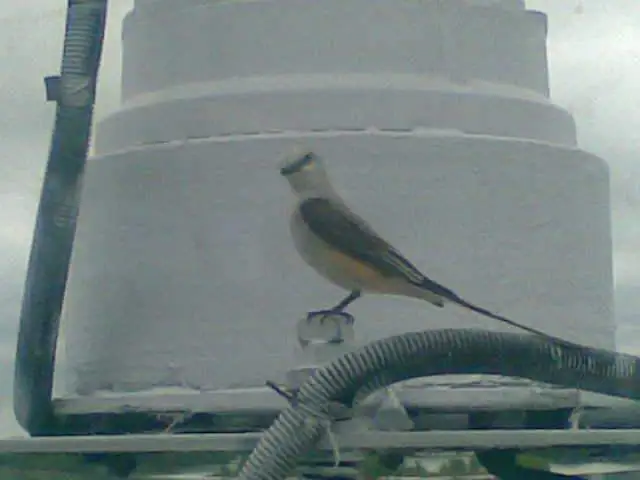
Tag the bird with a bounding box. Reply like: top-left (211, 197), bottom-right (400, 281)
top-left (279, 148), bottom-right (561, 341)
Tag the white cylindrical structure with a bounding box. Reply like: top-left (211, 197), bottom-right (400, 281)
top-left (61, 0), bottom-right (615, 395)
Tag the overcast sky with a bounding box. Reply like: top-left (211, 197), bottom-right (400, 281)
top-left (0, 0), bottom-right (639, 437)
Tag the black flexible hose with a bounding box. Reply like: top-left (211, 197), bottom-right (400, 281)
top-left (13, 0), bottom-right (108, 435)
top-left (238, 328), bottom-right (640, 480)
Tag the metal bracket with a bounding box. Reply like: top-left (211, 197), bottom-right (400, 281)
top-left (44, 75), bottom-right (61, 102)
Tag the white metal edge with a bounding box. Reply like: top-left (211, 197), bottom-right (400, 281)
top-left (2, 430), bottom-right (640, 454)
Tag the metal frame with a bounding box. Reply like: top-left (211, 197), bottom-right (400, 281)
top-left (3, 429), bottom-right (640, 453)
top-left (3, 429), bottom-right (640, 477)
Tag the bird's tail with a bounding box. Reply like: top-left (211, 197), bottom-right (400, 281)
top-left (411, 277), bottom-right (573, 345)
top-left (448, 295), bottom-right (574, 345)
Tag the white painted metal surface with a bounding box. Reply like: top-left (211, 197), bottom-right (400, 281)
top-left (2, 429), bottom-right (640, 453)
top-left (60, 0), bottom-right (615, 396)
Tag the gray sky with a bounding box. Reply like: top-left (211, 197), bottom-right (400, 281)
top-left (1, 0), bottom-right (639, 436)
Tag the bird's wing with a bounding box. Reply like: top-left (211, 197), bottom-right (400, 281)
top-left (298, 197), bottom-right (430, 285)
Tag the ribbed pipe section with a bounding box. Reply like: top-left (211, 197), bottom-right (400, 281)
top-left (240, 329), bottom-right (640, 480)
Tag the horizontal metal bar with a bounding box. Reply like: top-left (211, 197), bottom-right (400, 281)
top-left (53, 382), bottom-right (640, 417)
top-left (3, 429), bottom-right (640, 454)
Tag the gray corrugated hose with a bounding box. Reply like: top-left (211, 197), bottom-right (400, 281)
top-left (238, 328), bottom-right (640, 480)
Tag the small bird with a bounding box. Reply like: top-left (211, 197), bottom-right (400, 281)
top-left (279, 149), bottom-right (558, 340)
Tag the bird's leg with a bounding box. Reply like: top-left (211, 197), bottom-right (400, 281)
top-left (308, 290), bottom-right (361, 325)
top-left (333, 290), bottom-right (362, 312)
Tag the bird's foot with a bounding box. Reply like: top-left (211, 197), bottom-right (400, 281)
top-left (307, 309), bottom-right (355, 325)
top-left (307, 309), bottom-right (335, 324)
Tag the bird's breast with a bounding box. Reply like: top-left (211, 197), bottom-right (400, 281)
top-left (289, 209), bottom-right (390, 292)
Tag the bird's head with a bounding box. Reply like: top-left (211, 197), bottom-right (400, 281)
top-left (279, 149), bottom-right (334, 196)
top-left (279, 149), bottom-right (320, 176)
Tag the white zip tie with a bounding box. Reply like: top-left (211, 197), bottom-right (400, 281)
top-left (321, 417), bottom-right (341, 467)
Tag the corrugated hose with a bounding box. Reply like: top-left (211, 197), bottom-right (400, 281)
top-left (238, 328), bottom-right (640, 480)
